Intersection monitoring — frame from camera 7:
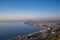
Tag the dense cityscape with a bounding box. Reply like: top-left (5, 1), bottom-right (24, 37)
top-left (0, 0), bottom-right (60, 40)
top-left (10, 20), bottom-right (60, 40)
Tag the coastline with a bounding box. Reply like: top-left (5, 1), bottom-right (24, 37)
top-left (9, 21), bottom-right (60, 40)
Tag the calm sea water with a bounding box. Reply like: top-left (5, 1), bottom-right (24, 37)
top-left (0, 22), bottom-right (41, 40)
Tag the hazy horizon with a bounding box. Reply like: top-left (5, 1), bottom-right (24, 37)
top-left (0, 0), bottom-right (60, 20)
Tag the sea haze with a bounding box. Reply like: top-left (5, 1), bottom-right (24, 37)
top-left (0, 21), bottom-right (41, 40)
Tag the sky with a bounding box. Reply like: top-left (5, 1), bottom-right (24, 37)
top-left (0, 0), bottom-right (60, 20)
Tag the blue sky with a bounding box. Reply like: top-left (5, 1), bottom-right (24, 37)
top-left (0, 0), bottom-right (60, 20)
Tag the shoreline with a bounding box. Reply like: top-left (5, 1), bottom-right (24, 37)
top-left (9, 21), bottom-right (60, 40)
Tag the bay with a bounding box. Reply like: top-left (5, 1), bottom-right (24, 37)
top-left (0, 22), bottom-right (41, 40)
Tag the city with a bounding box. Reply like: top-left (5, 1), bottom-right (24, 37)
top-left (0, 0), bottom-right (60, 40)
top-left (10, 21), bottom-right (60, 40)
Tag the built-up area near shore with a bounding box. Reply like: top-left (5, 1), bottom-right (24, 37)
top-left (10, 21), bottom-right (60, 40)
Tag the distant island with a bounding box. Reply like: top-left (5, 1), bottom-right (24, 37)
top-left (9, 20), bottom-right (60, 40)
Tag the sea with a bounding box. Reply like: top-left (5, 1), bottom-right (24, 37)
top-left (0, 21), bottom-right (41, 40)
